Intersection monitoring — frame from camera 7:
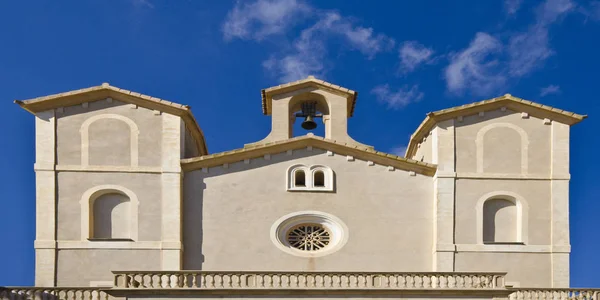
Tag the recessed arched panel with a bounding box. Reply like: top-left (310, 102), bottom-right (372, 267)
top-left (80, 114), bottom-right (139, 167)
top-left (476, 123), bottom-right (528, 174)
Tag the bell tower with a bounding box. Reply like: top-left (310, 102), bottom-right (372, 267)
top-left (246, 76), bottom-right (371, 149)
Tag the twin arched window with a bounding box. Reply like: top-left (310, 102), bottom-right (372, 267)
top-left (288, 165), bottom-right (333, 191)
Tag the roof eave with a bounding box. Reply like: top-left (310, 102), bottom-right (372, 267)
top-left (15, 85), bottom-right (209, 155)
top-left (182, 136), bottom-right (437, 176)
top-left (405, 97), bottom-right (586, 159)
top-left (260, 78), bottom-right (357, 117)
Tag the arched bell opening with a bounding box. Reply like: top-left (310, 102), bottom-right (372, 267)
top-left (288, 93), bottom-right (330, 138)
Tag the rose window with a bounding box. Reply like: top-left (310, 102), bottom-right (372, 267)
top-left (286, 224), bottom-right (331, 251)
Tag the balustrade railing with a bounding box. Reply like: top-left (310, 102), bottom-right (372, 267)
top-left (111, 271), bottom-right (506, 290)
top-left (0, 287), bottom-right (110, 300)
top-left (509, 289), bottom-right (600, 300)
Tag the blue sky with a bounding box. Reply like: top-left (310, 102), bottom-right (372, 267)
top-left (1, 0), bottom-right (599, 287)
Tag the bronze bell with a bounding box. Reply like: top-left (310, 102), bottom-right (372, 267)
top-left (301, 115), bottom-right (317, 130)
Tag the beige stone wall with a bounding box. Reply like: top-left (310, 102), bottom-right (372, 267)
top-left (56, 100), bottom-right (163, 167)
top-left (183, 148), bottom-right (433, 271)
top-left (455, 252), bottom-right (552, 287)
top-left (56, 249), bottom-right (161, 286)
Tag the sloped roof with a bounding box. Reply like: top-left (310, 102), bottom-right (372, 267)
top-left (406, 94), bottom-right (587, 158)
top-left (181, 135), bottom-right (437, 176)
top-left (15, 83), bottom-right (208, 155)
top-left (261, 76), bottom-right (358, 116)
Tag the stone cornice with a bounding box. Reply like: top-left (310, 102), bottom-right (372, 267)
top-left (181, 135), bottom-right (437, 176)
top-left (406, 94), bottom-right (586, 158)
top-left (261, 76), bottom-right (357, 116)
top-left (15, 83), bottom-right (208, 155)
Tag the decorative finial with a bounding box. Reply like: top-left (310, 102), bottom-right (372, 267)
top-left (307, 75), bottom-right (315, 79)
top-left (307, 132), bottom-right (314, 137)
top-left (504, 93), bottom-right (512, 97)
top-left (101, 82), bottom-right (109, 87)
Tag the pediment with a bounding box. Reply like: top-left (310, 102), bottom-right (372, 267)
top-left (15, 83), bottom-right (208, 155)
top-left (261, 76), bottom-right (357, 116)
top-left (406, 94), bottom-right (586, 157)
top-left (181, 135), bottom-right (437, 176)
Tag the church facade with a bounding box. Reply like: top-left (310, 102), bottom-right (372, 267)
top-left (2, 77), bottom-right (598, 300)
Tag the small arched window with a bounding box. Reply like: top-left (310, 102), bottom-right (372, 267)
top-left (314, 171), bottom-right (325, 187)
top-left (294, 170), bottom-right (306, 187)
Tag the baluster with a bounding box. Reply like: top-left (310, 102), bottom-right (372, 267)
top-left (331, 274), bottom-right (340, 288)
top-left (323, 274), bottom-right (331, 288)
top-left (397, 274), bottom-right (406, 288)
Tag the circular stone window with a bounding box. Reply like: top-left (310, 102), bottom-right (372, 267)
top-left (271, 211), bottom-right (348, 257)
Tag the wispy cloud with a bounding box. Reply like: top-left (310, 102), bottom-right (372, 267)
top-left (371, 84), bottom-right (423, 109)
top-left (131, 0), bottom-right (154, 9)
top-left (505, 0), bottom-right (523, 15)
top-left (399, 41), bottom-right (434, 73)
top-left (508, 0), bottom-right (574, 76)
top-left (389, 145), bottom-right (408, 157)
top-left (445, 32), bottom-right (505, 96)
top-left (445, 0), bottom-right (574, 96)
top-left (222, 0), bottom-right (310, 41)
top-left (264, 11), bottom-right (394, 81)
top-left (223, 0), bottom-right (394, 82)
top-left (540, 84), bottom-right (561, 96)
top-left (579, 1), bottom-right (600, 21)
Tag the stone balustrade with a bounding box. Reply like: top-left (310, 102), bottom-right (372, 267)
top-left (111, 271), bottom-right (506, 290)
top-left (2, 284), bottom-right (599, 300)
top-left (0, 287), bottom-right (110, 300)
top-left (509, 289), bottom-right (600, 300)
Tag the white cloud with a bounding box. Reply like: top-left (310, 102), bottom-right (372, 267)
top-left (505, 0), bottom-right (523, 15)
top-left (540, 85), bottom-right (561, 96)
top-left (314, 12), bottom-right (395, 58)
top-left (389, 145), bottom-right (408, 157)
top-left (223, 0), bottom-right (393, 82)
top-left (132, 0), bottom-right (154, 8)
top-left (371, 84), bottom-right (423, 109)
top-left (262, 11), bottom-right (394, 82)
top-left (579, 1), bottom-right (600, 21)
top-left (222, 0), bottom-right (310, 41)
top-left (399, 41), bottom-right (434, 73)
top-left (508, 0), bottom-right (573, 77)
top-left (445, 0), bottom-right (574, 95)
top-left (445, 32), bottom-right (505, 96)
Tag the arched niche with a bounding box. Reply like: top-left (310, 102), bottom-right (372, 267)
top-left (80, 185), bottom-right (139, 241)
top-left (476, 191), bottom-right (529, 245)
